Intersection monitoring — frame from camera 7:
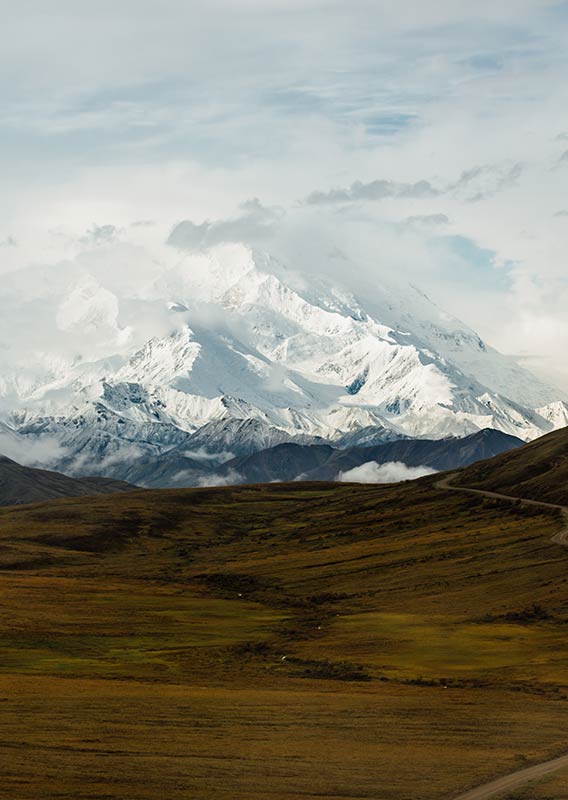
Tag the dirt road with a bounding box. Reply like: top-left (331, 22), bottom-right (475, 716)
top-left (436, 475), bottom-right (568, 546)
top-left (450, 752), bottom-right (568, 800)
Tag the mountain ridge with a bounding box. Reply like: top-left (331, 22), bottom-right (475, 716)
top-left (217, 428), bottom-right (524, 486)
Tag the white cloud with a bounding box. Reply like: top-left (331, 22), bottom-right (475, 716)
top-left (404, 214), bottom-right (450, 227)
top-left (79, 224), bottom-right (121, 247)
top-left (305, 179), bottom-right (440, 205)
top-left (97, 444), bottom-right (145, 471)
top-left (449, 163), bottom-right (524, 203)
top-left (196, 469), bottom-right (243, 487)
top-left (0, 432), bottom-right (68, 468)
top-left (182, 448), bottom-right (235, 463)
top-left (337, 461), bottom-right (437, 484)
top-left (304, 162), bottom-right (523, 207)
top-left (168, 200), bottom-right (283, 251)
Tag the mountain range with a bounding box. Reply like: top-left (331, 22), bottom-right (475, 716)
top-left (207, 428), bottom-right (523, 486)
top-left (1, 243), bottom-right (567, 485)
top-left (0, 428), bottom-right (523, 503)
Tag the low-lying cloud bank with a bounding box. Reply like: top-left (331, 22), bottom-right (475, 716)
top-left (196, 469), bottom-right (243, 488)
top-left (0, 431), bottom-right (67, 468)
top-left (337, 461), bottom-right (437, 484)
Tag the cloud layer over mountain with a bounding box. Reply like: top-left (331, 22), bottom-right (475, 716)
top-left (1, 1), bottom-right (567, 388)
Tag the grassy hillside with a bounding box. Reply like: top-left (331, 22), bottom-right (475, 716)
top-left (0, 454), bottom-right (134, 506)
top-left (455, 426), bottom-right (568, 506)
top-left (1, 478), bottom-right (567, 799)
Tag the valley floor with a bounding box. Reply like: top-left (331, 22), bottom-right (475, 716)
top-left (0, 480), bottom-right (567, 799)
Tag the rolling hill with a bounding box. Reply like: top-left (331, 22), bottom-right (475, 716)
top-left (455, 425), bottom-right (568, 505)
top-left (0, 454), bottom-right (134, 506)
top-left (1, 434), bottom-right (567, 799)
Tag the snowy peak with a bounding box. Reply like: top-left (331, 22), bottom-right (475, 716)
top-left (1, 244), bottom-right (566, 485)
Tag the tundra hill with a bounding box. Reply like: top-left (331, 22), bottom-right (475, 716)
top-left (0, 454), bottom-right (135, 506)
top-left (1, 458), bottom-right (567, 800)
top-left (455, 425), bottom-right (568, 505)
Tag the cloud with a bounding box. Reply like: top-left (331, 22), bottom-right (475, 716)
top-left (337, 461), bottom-right (437, 484)
top-left (196, 469), bottom-right (243, 487)
top-left (97, 444), bottom-right (144, 470)
top-left (0, 431), bottom-right (68, 468)
top-left (0, 236), bottom-right (17, 248)
top-left (450, 163), bottom-right (523, 202)
top-left (404, 214), bottom-right (450, 227)
top-left (305, 179), bottom-right (440, 206)
top-left (305, 163), bottom-right (523, 208)
top-left (80, 224), bottom-right (121, 247)
top-left (56, 278), bottom-right (121, 335)
top-left (182, 448), bottom-right (235, 463)
top-left (0, 0), bottom-right (568, 394)
top-left (167, 199), bottom-right (284, 251)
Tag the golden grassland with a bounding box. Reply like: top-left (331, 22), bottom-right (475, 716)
top-left (0, 478), bottom-right (567, 799)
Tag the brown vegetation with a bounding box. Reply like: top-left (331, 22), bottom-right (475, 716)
top-left (0, 476), bottom-right (567, 798)
top-left (455, 426), bottom-right (568, 506)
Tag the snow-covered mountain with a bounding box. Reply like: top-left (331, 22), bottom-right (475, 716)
top-left (1, 242), bottom-right (566, 485)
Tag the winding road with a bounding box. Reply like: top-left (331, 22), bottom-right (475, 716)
top-left (435, 476), bottom-right (568, 799)
top-left (450, 753), bottom-right (568, 800)
top-left (436, 475), bottom-right (568, 546)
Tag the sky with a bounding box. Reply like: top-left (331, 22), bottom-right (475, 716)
top-left (1, 0), bottom-right (568, 388)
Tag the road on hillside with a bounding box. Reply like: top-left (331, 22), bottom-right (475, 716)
top-left (436, 475), bottom-right (568, 800)
top-left (436, 476), bottom-right (568, 546)
top-left (449, 752), bottom-right (568, 800)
